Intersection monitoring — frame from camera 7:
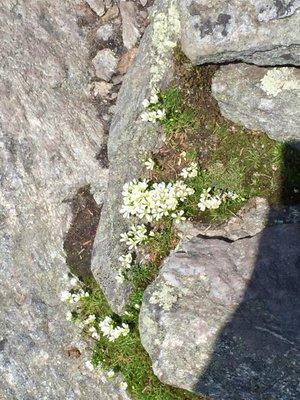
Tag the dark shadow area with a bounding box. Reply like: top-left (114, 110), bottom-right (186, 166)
top-left (194, 142), bottom-right (300, 400)
top-left (64, 186), bottom-right (101, 279)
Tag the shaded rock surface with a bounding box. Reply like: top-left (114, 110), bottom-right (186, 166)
top-left (91, 0), bottom-right (181, 313)
top-left (180, 0), bottom-right (300, 65)
top-left (0, 1), bottom-right (127, 399)
top-left (212, 64), bottom-right (300, 144)
top-left (140, 224), bottom-right (300, 399)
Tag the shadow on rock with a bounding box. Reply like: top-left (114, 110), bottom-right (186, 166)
top-left (194, 143), bottom-right (300, 399)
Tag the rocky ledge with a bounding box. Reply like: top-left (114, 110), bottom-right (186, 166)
top-left (140, 223), bottom-right (300, 399)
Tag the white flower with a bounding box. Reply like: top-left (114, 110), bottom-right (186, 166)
top-left (99, 316), bottom-right (130, 342)
top-left (150, 93), bottom-right (159, 104)
top-left (120, 224), bottom-right (148, 250)
top-left (156, 108), bottom-right (166, 120)
top-left (144, 157), bottom-right (155, 171)
top-left (120, 381), bottom-right (128, 391)
top-left (179, 162), bottom-right (198, 179)
top-left (197, 187), bottom-right (240, 212)
top-left (118, 253), bottom-right (133, 269)
top-left (84, 314), bottom-right (96, 325)
top-left (107, 370), bottom-right (115, 378)
top-left (69, 277), bottom-right (78, 287)
top-left (116, 272), bottom-right (125, 284)
top-left (66, 311), bottom-right (73, 321)
top-left (120, 179), bottom-right (194, 224)
top-left (171, 209), bottom-right (186, 223)
top-left (85, 360), bottom-right (94, 371)
top-left (134, 303), bottom-right (140, 310)
top-left (178, 151), bottom-right (187, 166)
top-left (60, 290), bottom-right (72, 302)
top-left (142, 98), bottom-right (150, 108)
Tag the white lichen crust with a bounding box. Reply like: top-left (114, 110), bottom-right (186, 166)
top-left (261, 67), bottom-right (300, 97)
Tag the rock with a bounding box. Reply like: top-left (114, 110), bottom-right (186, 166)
top-left (96, 23), bottom-right (115, 41)
top-left (0, 1), bottom-right (128, 399)
top-left (180, 0), bottom-right (300, 66)
top-left (120, 1), bottom-right (141, 49)
top-left (177, 197), bottom-right (270, 241)
top-left (91, 0), bottom-right (181, 313)
top-left (92, 48), bottom-right (118, 81)
top-left (117, 48), bottom-right (137, 74)
top-left (177, 198), bottom-right (300, 241)
top-left (86, 0), bottom-right (105, 17)
top-left (101, 4), bottom-right (120, 22)
top-left (112, 74), bottom-right (124, 85)
top-left (92, 81), bottom-right (113, 97)
top-left (140, 0), bottom-right (148, 6)
top-left (139, 224), bottom-right (300, 399)
top-left (212, 64), bottom-right (300, 144)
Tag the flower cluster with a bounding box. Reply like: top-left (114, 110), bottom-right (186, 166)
top-left (99, 316), bottom-right (130, 342)
top-left (60, 275), bottom-right (89, 305)
top-left (120, 224), bottom-right (151, 250)
top-left (179, 161), bottom-right (198, 179)
top-left (120, 179), bottom-right (194, 223)
top-left (141, 92), bottom-right (166, 123)
top-left (118, 253), bottom-right (133, 269)
top-left (197, 188), bottom-right (242, 211)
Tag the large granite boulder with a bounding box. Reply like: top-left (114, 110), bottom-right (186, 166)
top-left (139, 224), bottom-right (300, 399)
top-left (180, 0), bottom-right (300, 66)
top-left (91, 0), bottom-right (181, 313)
top-left (212, 64), bottom-right (300, 144)
top-left (0, 1), bottom-right (126, 399)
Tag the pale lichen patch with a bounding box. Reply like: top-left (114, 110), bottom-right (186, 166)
top-left (149, 281), bottom-right (183, 311)
top-left (260, 67), bottom-right (300, 97)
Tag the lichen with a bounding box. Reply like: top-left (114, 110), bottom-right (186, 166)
top-left (260, 67), bottom-right (300, 97)
top-left (149, 281), bottom-right (182, 311)
top-left (149, 0), bottom-right (181, 91)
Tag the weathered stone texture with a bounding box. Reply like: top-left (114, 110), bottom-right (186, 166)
top-left (92, 0), bottom-right (181, 313)
top-left (212, 64), bottom-right (300, 144)
top-left (140, 224), bottom-right (300, 399)
top-left (180, 0), bottom-right (300, 65)
top-left (0, 1), bottom-right (126, 399)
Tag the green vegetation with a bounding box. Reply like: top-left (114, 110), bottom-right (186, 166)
top-left (152, 55), bottom-right (300, 222)
top-left (66, 51), bottom-right (300, 400)
top-left (77, 273), bottom-right (201, 400)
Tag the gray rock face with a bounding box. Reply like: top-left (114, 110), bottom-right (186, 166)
top-left (0, 1), bottom-right (126, 399)
top-left (92, 48), bottom-right (118, 81)
top-left (91, 0), bottom-right (181, 313)
top-left (96, 23), bottom-right (115, 41)
top-left (212, 64), bottom-right (300, 144)
top-left (139, 224), bottom-right (300, 399)
top-left (180, 0), bottom-right (300, 65)
top-left (86, 0), bottom-right (105, 16)
top-left (120, 1), bottom-right (141, 49)
top-left (177, 197), bottom-right (270, 241)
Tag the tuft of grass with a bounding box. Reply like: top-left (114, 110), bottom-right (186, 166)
top-left (152, 52), bottom-right (300, 222)
top-left (160, 88), bottom-right (198, 135)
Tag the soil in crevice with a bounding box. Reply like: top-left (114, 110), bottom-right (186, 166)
top-left (64, 186), bottom-right (101, 279)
